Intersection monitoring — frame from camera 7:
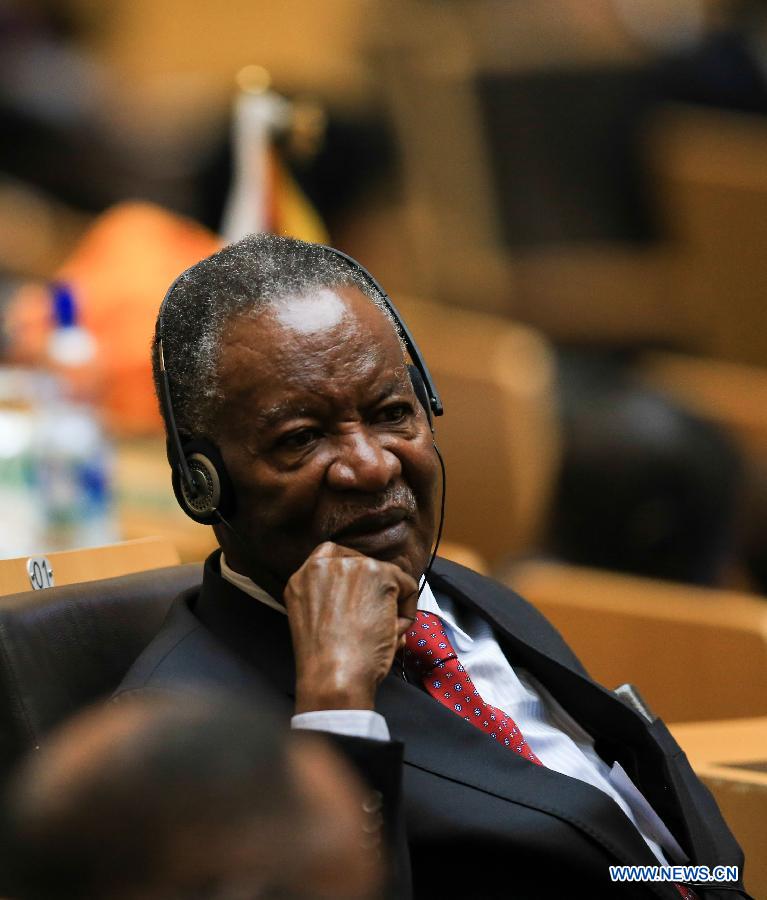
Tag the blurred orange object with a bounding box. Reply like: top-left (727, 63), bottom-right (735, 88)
top-left (5, 202), bottom-right (221, 434)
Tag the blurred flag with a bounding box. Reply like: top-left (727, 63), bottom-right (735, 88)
top-left (221, 66), bottom-right (328, 245)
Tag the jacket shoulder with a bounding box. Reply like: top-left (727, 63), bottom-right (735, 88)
top-left (114, 587), bottom-right (266, 700)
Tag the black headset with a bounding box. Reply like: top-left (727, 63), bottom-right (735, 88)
top-left (156, 244), bottom-right (444, 526)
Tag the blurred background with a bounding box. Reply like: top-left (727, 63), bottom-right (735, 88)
top-left (2, 0), bottom-right (767, 586)
top-left (3, 2), bottom-right (767, 890)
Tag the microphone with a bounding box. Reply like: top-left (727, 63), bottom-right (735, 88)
top-left (417, 441), bottom-right (446, 599)
top-left (403, 441), bottom-right (447, 683)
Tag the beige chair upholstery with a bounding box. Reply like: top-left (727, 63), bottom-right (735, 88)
top-left (649, 105), bottom-right (767, 368)
top-left (398, 296), bottom-right (560, 566)
top-left (506, 560), bottom-right (767, 723)
top-left (438, 541), bottom-right (488, 575)
top-left (670, 717), bottom-right (767, 900)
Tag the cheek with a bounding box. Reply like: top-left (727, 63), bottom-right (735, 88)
top-left (405, 438), bottom-right (440, 507)
top-left (232, 462), bottom-right (323, 535)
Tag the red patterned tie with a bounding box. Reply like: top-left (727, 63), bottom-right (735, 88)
top-left (404, 611), bottom-right (699, 899)
top-left (404, 610), bottom-right (541, 764)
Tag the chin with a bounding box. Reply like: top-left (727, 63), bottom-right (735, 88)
top-left (390, 543), bottom-right (432, 582)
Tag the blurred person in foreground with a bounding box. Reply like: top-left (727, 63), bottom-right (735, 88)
top-left (115, 235), bottom-right (748, 899)
top-left (4, 691), bottom-right (382, 900)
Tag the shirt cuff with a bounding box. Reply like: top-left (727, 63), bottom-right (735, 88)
top-left (291, 709), bottom-right (391, 742)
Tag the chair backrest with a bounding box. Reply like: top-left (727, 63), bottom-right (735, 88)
top-left (649, 104), bottom-right (767, 367)
top-left (670, 717), bottom-right (767, 900)
top-left (398, 295), bottom-right (560, 565)
top-left (641, 350), bottom-right (767, 460)
top-left (507, 561), bottom-right (767, 723)
top-left (438, 542), bottom-right (488, 575)
top-left (373, 2), bottom-right (657, 315)
top-left (0, 536), bottom-right (180, 596)
top-left (0, 562), bottom-right (202, 779)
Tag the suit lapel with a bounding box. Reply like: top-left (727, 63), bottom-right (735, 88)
top-left (426, 560), bottom-right (716, 872)
top-left (193, 554), bottom-right (297, 700)
top-left (427, 559), bottom-right (668, 753)
top-left (377, 669), bottom-right (689, 899)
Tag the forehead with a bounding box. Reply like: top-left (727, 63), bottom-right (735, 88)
top-left (216, 285), bottom-right (406, 417)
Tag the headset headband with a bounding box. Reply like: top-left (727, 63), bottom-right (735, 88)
top-left (317, 246), bottom-right (443, 418)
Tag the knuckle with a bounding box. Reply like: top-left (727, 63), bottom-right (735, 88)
top-left (306, 556), bottom-right (330, 576)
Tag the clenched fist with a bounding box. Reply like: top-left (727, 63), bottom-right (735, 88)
top-left (284, 542), bottom-right (419, 713)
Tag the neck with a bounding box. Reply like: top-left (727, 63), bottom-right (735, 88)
top-left (214, 529), bottom-right (288, 601)
top-left (231, 557), bottom-right (286, 602)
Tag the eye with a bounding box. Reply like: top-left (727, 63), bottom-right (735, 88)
top-left (277, 428), bottom-right (321, 451)
top-left (376, 403), bottom-right (412, 425)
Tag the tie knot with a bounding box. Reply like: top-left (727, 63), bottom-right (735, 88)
top-left (404, 611), bottom-right (457, 676)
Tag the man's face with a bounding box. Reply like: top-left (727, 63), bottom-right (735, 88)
top-left (213, 285), bottom-right (439, 588)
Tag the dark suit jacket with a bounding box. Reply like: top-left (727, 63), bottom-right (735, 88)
top-left (116, 552), bottom-right (749, 899)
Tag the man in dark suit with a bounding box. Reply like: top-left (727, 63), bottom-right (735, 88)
top-left (118, 234), bottom-right (749, 899)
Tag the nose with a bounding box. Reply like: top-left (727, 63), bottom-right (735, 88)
top-left (325, 429), bottom-right (401, 492)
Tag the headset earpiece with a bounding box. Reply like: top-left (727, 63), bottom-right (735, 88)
top-left (170, 438), bottom-right (235, 525)
top-left (407, 363), bottom-right (433, 429)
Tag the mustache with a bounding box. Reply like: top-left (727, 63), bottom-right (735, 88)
top-left (318, 484), bottom-right (418, 538)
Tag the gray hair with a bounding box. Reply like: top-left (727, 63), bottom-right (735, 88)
top-left (152, 233), bottom-right (403, 437)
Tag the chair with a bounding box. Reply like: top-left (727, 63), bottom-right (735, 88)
top-left (648, 105), bottom-right (767, 368)
top-left (640, 350), bottom-right (767, 460)
top-left (506, 560), bottom-right (767, 723)
top-left (0, 561), bottom-right (202, 780)
top-left (670, 717), bottom-right (767, 900)
top-left (0, 536), bottom-right (180, 596)
top-left (397, 295), bottom-right (560, 566)
top-left (438, 541), bottom-right (488, 575)
top-left (372, 3), bottom-right (675, 346)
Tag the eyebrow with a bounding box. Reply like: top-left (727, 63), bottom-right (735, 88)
top-left (255, 403), bottom-right (315, 429)
top-left (254, 379), bottom-right (410, 429)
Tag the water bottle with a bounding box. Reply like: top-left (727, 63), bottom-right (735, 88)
top-left (32, 283), bottom-right (117, 551)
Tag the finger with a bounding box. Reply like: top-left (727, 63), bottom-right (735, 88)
top-left (396, 615), bottom-right (415, 641)
top-left (385, 563), bottom-right (418, 600)
top-left (311, 541), bottom-right (365, 559)
top-left (391, 570), bottom-right (419, 622)
top-left (311, 541), bottom-right (342, 558)
top-left (398, 589), bottom-right (418, 623)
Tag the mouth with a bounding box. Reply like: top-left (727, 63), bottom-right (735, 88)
top-left (330, 507), bottom-right (412, 555)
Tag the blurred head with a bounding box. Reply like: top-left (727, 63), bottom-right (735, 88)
top-left (154, 235), bottom-right (439, 590)
top-left (548, 384), bottom-right (743, 585)
top-left (5, 691), bottom-right (382, 900)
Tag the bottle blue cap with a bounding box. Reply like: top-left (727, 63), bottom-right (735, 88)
top-left (51, 282), bottom-right (77, 328)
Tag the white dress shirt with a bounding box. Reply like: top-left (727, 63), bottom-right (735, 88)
top-left (220, 556), bottom-right (686, 865)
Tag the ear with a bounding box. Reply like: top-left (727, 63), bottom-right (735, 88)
top-left (407, 364), bottom-right (433, 430)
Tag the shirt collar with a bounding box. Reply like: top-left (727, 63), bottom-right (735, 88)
top-left (417, 578), bottom-right (473, 643)
top-left (219, 555), bottom-right (470, 639)
top-left (219, 554), bottom-right (287, 616)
